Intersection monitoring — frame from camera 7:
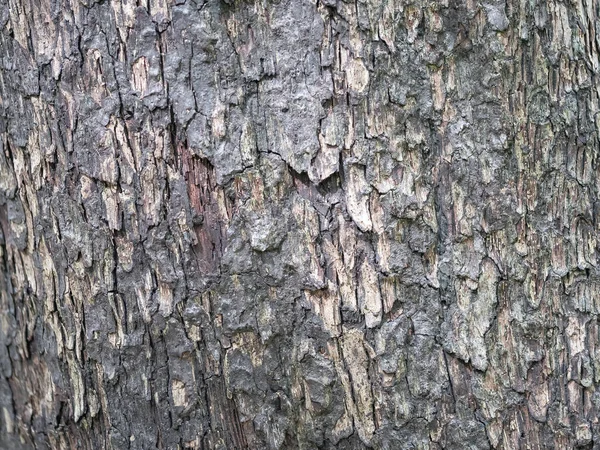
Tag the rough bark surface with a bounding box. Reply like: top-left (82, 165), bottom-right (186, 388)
top-left (1, 0), bottom-right (600, 449)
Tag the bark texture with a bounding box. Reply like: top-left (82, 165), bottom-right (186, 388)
top-left (1, 0), bottom-right (600, 448)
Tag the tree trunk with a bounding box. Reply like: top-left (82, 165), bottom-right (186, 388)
top-left (1, 0), bottom-right (600, 448)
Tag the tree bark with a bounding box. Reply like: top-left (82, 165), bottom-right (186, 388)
top-left (1, 0), bottom-right (600, 448)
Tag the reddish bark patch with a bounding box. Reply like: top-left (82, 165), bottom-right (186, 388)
top-left (179, 143), bottom-right (229, 275)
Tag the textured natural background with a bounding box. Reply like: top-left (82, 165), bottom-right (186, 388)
top-left (1, 0), bottom-right (600, 448)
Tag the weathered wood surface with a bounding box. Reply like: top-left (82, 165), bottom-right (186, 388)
top-left (1, 0), bottom-right (600, 448)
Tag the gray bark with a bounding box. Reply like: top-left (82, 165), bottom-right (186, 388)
top-left (1, 0), bottom-right (600, 449)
